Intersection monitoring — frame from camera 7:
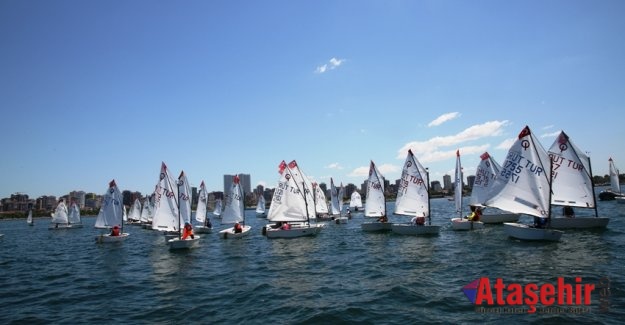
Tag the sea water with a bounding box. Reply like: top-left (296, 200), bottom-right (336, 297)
top-left (0, 197), bottom-right (623, 324)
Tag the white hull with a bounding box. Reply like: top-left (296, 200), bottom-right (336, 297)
top-left (194, 226), bottom-right (213, 234)
top-left (264, 224), bottom-right (324, 238)
top-left (168, 236), bottom-right (201, 249)
top-left (451, 218), bottom-right (485, 231)
top-left (219, 225), bottom-right (252, 239)
top-left (503, 223), bottom-right (563, 241)
top-left (616, 197), bottom-right (625, 204)
top-left (479, 213), bottom-right (520, 224)
top-left (95, 233), bottom-right (129, 243)
top-left (49, 223), bottom-right (83, 230)
top-left (549, 217), bottom-right (609, 229)
top-left (334, 216), bottom-right (348, 224)
top-left (361, 221), bottom-right (392, 232)
top-left (391, 223), bottom-right (440, 235)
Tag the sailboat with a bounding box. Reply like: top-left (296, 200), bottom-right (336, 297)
top-left (94, 180), bottom-right (129, 243)
top-left (334, 183), bottom-right (348, 224)
top-left (263, 160), bottom-right (324, 238)
top-left (256, 194), bottom-right (267, 218)
top-left (468, 152), bottom-right (520, 224)
top-left (329, 178), bottom-right (343, 220)
top-left (168, 171), bottom-right (201, 249)
top-left (194, 181), bottom-right (213, 234)
top-left (127, 198), bottom-right (142, 225)
top-left (68, 201), bottom-right (84, 228)
top-left (391, 150), bottom-right (440, 235)
top-left (313, 182), bottom-right (330, 219)
top-left (349, 191), bottom-right (363, 212)
top-left (451, 150), bottom-right (484, 230)
top-left (598, 158), bottom-right (624, 201)
top-left (219, 175), bottom-right (251, 238)
top-left (486, 126), bottom-right (563, 241)
top-left (547, 131), bottom-right (609, 229)
top-left (152, 162), bottom-right (181, 235)
top-left (213, 199), bottom-right (223, 218)
top-left (139, 196), bottom-right (152, 228)
top-left (27, 209), bottom-right (34, 226)
top-left (49, 199), bottom-right (70, 229)
top-left (361, 160), bottom-right (391, 232)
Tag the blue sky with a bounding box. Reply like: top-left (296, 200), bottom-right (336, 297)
top-left (1, 0), bottom-right (624, 199)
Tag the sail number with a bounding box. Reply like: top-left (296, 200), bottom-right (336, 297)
top-left (501, 151), bottom-right (545, 184)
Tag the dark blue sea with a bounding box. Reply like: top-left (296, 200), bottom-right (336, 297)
top-left (1, 196), bottom-right (624, 324)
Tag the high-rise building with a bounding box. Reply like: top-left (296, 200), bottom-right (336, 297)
top-left (467, 175), bottom-right (476, 189)
top-left (443, 174), bottom-right (452, 191)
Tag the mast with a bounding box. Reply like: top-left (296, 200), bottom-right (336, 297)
top-left (426, 167), bottom-right (431, 225)
top-left (547, 157), bottom-right (554, 227)
top-left (587, 154), bottom-right (600, 218)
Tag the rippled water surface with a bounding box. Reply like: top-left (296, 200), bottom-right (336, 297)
top-left (1, 197), bottom-right (624, 324)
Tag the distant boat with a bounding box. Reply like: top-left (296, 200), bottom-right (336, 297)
top-left (486, 126), bottom-right (563, 241)
top-left (329, 177), bottom-right (342, 220)
top-left (313, 182), bottom-right (330, 219)
top-left (349, 191), bottom-right (363, 212)
top-left (256, 194), bottom-right (267, 218)
top-left (49, 199), bottom-right (71, 230)
top-left (361, 160), bottom-right (391, 232)
top-left (27, 209), bottom-right (34, 226)
top-left (67, 202), bottom-right (84, 228)
top-left (127, 198), bottom-right (142, 225)
top-left (334, 183), bottom-right (348, 224)
top-left (598, 158), bottom-right (624, 201)
top-left (468, 152), bottom-right (520, 224)
top-left (263, 160), bottom-right (324, 238)
top-left (391, 150), bottom-right (440, 235)
top-left (451, 150), bottom-right (484, 231)
top-left (94, 180), bottom-right (129, 243)
top-left (213, 199), bottom-right (223, 219)
top-left (547, 131), bottom-right (609, 229)
top-left (194, 181), bottom-right (213, 234)
top-left (219, 175), bottom-right (251, 239)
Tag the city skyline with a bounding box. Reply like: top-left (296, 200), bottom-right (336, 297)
top-left (1, 1), bottom-right (624, 199)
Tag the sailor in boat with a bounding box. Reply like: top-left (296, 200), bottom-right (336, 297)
top-left (411, 216), bottom-right (426, 226)
top-left (562, 206), bottom-right (575, 218)
top-left (234, 222), bottom-right (243, 233)
top-left (346, 208), bottom-right (351, 219)
top-left (465, 205), bottom-right (482, 221)
top-left (533, 217), bottom-right (548, 229)
top-left (280, 222), bottom-right (291, 230)
top-left (377, 215), bottom-right (388, 223)
top-left (110, 225), bottom-right (120, 236)
top-left (182, 223), bottom-right (195, 239)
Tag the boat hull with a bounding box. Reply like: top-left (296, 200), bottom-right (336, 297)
top-left (95, 233), bottom-right (129, 243)
top-left (194, 226), bottom-right (213, 234)
top-left (49, 224), bottom-right (84, 230)
top-left (219, 225), bottom-right (252, 239)
top-left (479, 213), bottom-right (520, 224)
top-left (264, 224), bottom-right (324, 238)
top-left (361, 221), bottom-right (392, 232)
top-left (450, 218), bottom-right (485, 230)
top-left (549, 217), bottom-right (609, 229)
top-left (598, 191), bottom-right (624, 201)
top-left (503, 223), bottom-right (563, 241)
top-left (168, 236), bottom-right (201, 249)
top-left (391, 223), bottom-right (440, 235)
top-left (334, 216), bottom-right (348, 224)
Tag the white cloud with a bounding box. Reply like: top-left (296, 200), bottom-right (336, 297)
top-left (540, 130), bottom-right (561, 138)
top-left (542, 124), bottom-right (554, 130)
top-left (315, 57), bottom-right (346, 74)
top-left (428, 112), bottom-right (461, 127)
top-left (347, 163), bottom-right (400, 178)
top-left (325, 163), bottom-right (344, 170)
top-left (496, 138), bottom-right (516, 150)
top-left (348, 166), bottom-right (369, 177)
top-left (397, 120), bottom-right (509, 160)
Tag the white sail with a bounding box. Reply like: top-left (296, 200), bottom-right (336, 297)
top-left (222, 175), bottom-right (245, 224)
top-left (256, 195), bottom-right (266, 214)
top-left (329, 178), bottom-right (341, 216)
top-left (51, 200), bottom-right (69, 224)
top-left (178, 171), bottom-right (192, 226)
top-left (128, 198), bottom-right (142, 222)
top-left (140, 196), bottom-right (151, 223)
top-left (288, 160), bottom-right (317, 219)
top-left (151, 162), bottom-right (180, 232)
top-left (468, 152), bottom-right (502, 206)
top-left (394, 150), bottom-right (429, 217)
top-left (95, 180), bottom-right (124, 229)
top-left (350, 191), bottom-right (363, 210)
top-left (609, 158), bottom-right (621, 194)
top-left (195, 181), bottom-right (208, 223)
top-left (454, 150), bottom-right (463, 218)
top-left (68, 202), bottom-right (82, 225)
top-left (548, 131), bottom-right (595, 208)
top-left (27, 209), bottom-right (33, 224)
top-left (313, 183), bottom-right (329, 215)
top-left (485, 126), bottom-right (551, 218)
top-left (213, 199), bottom-right (222, 216)
top-left (267, 160), bottom-right (313, 222)
top-left (365, 161), bottom-right (386, 217)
